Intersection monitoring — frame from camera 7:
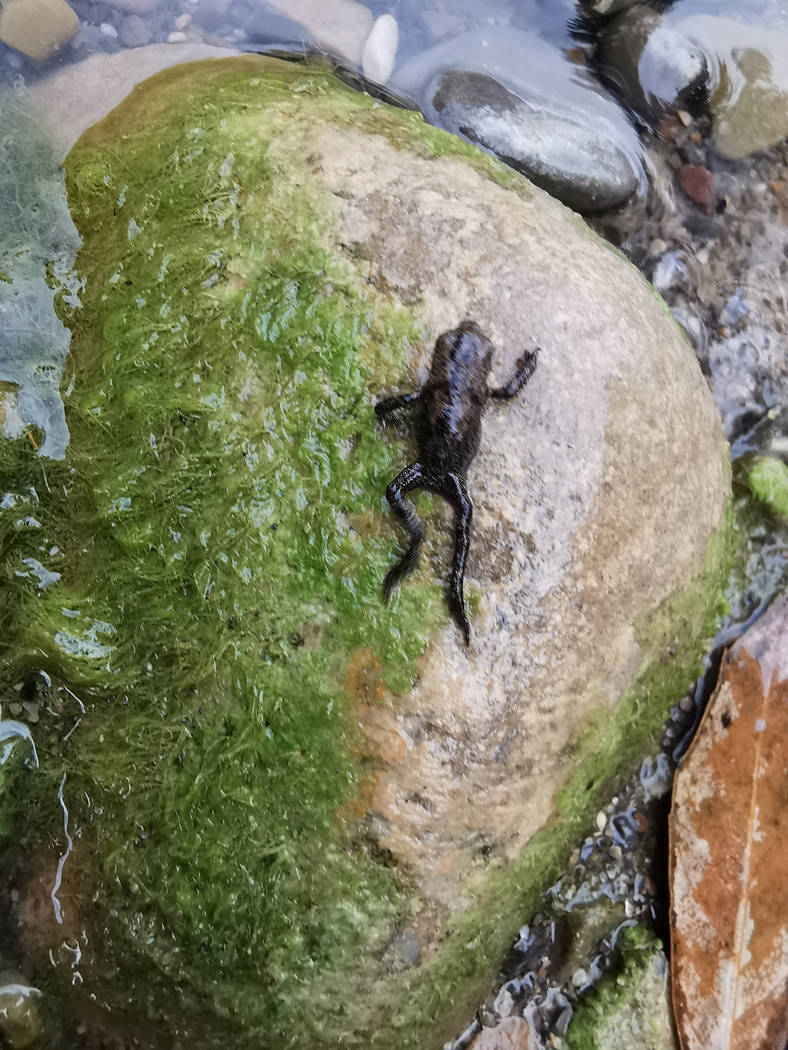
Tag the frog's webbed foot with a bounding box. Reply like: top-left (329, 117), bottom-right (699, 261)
top-left (383, 461), bottom-right (427, 601)
top-left (442, 472), bottom-right (473, 647)
top-left (375, 390), bottom-right (422, 419)
top-left (489, 347), bottom-right (539, 400)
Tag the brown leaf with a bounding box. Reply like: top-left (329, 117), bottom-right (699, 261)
top-left (669, 594), bottom-right (788, 1050)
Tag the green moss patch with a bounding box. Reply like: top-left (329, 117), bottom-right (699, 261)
top-left (747, 456), bottom-right (788, 519)
top-left (566, 928), bottom-right (674, 1050)
top-left (1, 57), bottom-right (457, 1046)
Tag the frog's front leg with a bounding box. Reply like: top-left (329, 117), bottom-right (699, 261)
top-left (383, 461), bottom-right (427, 601)
top-left (442, 472), bottom-right (473, 647)
top-left (375, 390), bottom-right (422, 419)
top-left (489, 347), bottom-right (539, 400)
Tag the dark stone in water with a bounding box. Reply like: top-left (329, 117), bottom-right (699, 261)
top-left (429, 69), bottom-right (639, 212)
top-left (595, 6), bottom-right (708, 124)
top-left (390, 26), bottom-right (643, 213)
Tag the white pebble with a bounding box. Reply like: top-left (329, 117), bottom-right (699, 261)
top-left (175, 12), bottom-right (191, 29)
top-left (362, 13), bottom-right (398, 85)
top-left (595, 809), bottom-right (607, 832)
top-left (100, 22), bottom-right (119, 38)
top-left (167, 31), bottom-right (187, 42)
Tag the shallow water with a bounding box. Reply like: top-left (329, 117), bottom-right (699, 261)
top-left (1, 1), bottom-right (787, 1048)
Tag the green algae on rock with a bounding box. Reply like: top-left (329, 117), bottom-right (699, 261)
top-left (747, 456), bottom-right (788, 520)
top-left (1, 55), bottom-right (732, 1049)
top-left (566, 929), bottom-right (677, 1050)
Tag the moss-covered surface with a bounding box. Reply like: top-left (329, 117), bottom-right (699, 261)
top-left (748, 456), bottom-right (788, 519)
top-left (1, 56), bottom-right (455, 1047)
top-left (566, 927), bottom-right (675, 1050)
top-left (0, 56), bottom-right (734, 1049)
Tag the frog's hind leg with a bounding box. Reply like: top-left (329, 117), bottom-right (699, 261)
top-left (375, 390), bottom-right (422, 418)
top-left (383, 461), bottom-right (427, 601)
top-left (441, 472), bottom-right (473, 647)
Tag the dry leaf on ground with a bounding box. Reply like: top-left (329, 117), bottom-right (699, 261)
top-left (669, 593), bottom-right (788, 1050)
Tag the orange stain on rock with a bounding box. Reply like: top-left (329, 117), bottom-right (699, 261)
top-left (670, 595), bottom-right (788, 1050)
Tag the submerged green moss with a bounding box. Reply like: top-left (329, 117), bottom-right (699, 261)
top-left (566, 928), bottom-right (673, 1050)
top-left (747, 456), bottom-right (788, 519)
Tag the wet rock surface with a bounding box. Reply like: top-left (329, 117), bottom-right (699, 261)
top-left (0, 53), bottom-right (730, 1050)
top-left (670, 593), bottom-right (788, 1050)
top-left (391, 27), bottom-right (643, 212)
top-left (595, 5), bottom-right (707, 123)
top-left (671, 12), bottom-right (788, 159)
top-left (428, 69), bottom-right (639, 212)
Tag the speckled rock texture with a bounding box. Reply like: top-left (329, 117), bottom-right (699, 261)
top-left (1, 55), bottom-right (730, 1050)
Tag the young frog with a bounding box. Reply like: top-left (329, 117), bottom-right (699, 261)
top-left (375, 320), bottom-right (539, 645)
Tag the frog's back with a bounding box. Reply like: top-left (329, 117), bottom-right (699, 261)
top-left (417, 323), bottom-right (494, 473)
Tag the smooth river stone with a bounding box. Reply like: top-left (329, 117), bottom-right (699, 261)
top-left (391, 26), bottom-right (644, 212)
top-left (0, 0), bottom-right (79, 60)
top-left (672, 13), bottom-right (788, 159)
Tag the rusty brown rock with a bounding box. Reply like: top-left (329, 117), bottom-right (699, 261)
top-left (677, 164), bottom-right (715, 213)
top-left (670, 593), bottom-right (788, 1050)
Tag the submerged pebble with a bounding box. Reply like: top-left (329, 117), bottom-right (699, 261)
top-left (595, 5), bottom-right (707, 124)
top-left (392, 27), bottom-right (643, 212)
top-left (672, 13), bottom-right (788, 159)
top-left (0, 0), bottom-right (79, 61)
top-left (265, 0), bottom-right (374, 66)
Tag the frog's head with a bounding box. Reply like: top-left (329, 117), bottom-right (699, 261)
top-left (438, 320), bottom-right (495, 382)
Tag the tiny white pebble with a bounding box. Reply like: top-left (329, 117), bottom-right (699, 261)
top-left (595, 810), bottom-right (607, 832)
top-left (361, 13), bottom-right (399, 85)
top-left (100, 22), bottom-right (118, 38)
top-left (167, 31), bottom-right (187, 42)
top-left (175, 13), bottom-right (191, 29)
top-left (755, 718), bottom-right (767, 732)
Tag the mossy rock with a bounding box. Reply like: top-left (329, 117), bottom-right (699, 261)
top-left (0, 56), bottom-right (731, 1048)
top-left (747, 456), bottom-right (788, 520)
top-left (566, 929), bottom-right (677, 1050)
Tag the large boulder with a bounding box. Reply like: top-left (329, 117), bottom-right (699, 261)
top-left (0, 55), bottom-right (730, 1049)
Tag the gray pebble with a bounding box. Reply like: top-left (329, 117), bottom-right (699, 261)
top-left (118, 14), bottom-right (151, 47)
top-left (394, 27), bottom-right (643, 212)
top-left (104, 0), bottom-right (161, 14)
